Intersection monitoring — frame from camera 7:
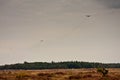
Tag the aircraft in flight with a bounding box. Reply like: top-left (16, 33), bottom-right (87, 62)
top-left (86, 15), bottom-right (91, 17)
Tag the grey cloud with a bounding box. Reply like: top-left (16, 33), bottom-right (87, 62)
top-left (97, 0), bottom-right (120, 9)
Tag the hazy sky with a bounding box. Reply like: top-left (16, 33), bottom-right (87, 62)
top-left (0, 0), bottom-right (120, 65)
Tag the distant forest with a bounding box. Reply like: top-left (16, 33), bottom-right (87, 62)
top-left (0, 61), bottom-right (120, 70)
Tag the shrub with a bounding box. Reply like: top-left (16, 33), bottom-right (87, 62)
top-left (97, 68), bottom-right (108, 77)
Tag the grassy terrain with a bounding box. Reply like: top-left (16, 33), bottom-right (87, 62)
top-left (0, 68), bottom-right (120, 80)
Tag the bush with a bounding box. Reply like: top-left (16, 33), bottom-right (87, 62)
top-left (97, 68), bottom-right (108, 77)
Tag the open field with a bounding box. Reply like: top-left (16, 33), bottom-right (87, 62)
top-left (0, 68), bottom-right (120, 80)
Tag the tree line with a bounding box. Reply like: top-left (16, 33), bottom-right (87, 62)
top-left (0, 61), bottom-right (120, 70)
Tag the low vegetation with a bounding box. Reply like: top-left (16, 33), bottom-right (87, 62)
top-left (0, 68), bottom-right (119, 80)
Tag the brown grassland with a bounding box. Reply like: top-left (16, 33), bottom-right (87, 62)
top-left (0, 68), bottom-right (120, 80)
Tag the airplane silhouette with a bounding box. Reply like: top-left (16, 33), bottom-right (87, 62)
top-left (86, 15), bottom-right (91, 17)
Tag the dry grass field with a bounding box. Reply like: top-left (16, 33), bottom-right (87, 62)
top-left (0, 68), bottom-right (120, 80)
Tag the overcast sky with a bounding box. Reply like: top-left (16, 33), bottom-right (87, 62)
top-left (0, 0), bottom-right (120, 65)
